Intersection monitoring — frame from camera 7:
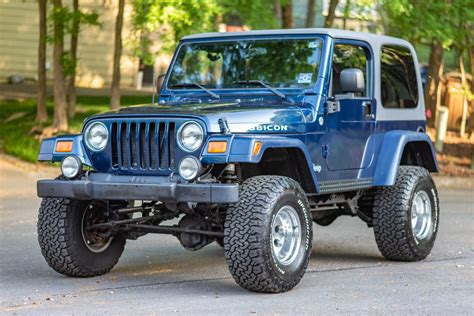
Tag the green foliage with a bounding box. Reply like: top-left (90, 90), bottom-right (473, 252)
top-left (0, 96), bottom-right (150, 163)
top-left (221, 0), bottom-right (279, 29)
top-left (47, 5), bottom-right (101, 75)
top-left (380, 0), bottom-right (454, 47)
top-left (447, 0), bottom-right (474, 51)
top-left (47, 6), bottom-right (100, 42)
top-left (131, 0), bottom-right (222, 64)
top-left (130, 0), bottom-right (279, 65)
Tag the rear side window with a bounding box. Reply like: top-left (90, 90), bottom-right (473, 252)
top-left (380, 45), bottom-right (418, 108)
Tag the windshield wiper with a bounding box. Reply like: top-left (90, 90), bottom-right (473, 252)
top-left (169, 82), bottom-right (220, 100)
top-left (233, 80), bottom-right (286, 100)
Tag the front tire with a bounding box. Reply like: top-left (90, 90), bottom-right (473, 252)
top-left (37, 198), bottom-right (125, 277)
top-left (373, 166), bottom-right (439, 261)
top-left (224, 176), bottom-right (313, 293)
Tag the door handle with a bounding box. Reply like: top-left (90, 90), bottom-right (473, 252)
top-left (362, 101), bottom-right (374, 119)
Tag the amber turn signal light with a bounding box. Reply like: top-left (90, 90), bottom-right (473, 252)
top-left (55, 140), bottom-right (73, 152)
top-left (207, 141), bottom-right (227, 153)
top-left (252, 141), bottom-right (262, 156)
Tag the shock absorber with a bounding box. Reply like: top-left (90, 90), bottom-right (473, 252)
top-left (222, 164), bottom-right (237, 183)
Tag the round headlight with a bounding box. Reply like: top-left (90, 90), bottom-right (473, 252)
top-left (84, 122), bottom-right (108, 151)
top-left (61, 156), bottom-right (82, 179)
top-left (178, 156), bottom-right (202, 181)
top-left (178, 122), bottom-right (204, 152)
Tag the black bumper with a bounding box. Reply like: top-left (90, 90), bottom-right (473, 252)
top-left (37, 173), bottom-right (239, 204)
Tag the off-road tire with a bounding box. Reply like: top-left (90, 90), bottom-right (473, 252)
top-left (37, 198), bottom-right (125, 277)
top-left (224, 176), bottom-right (312, 293)
top-left (373, 166), bottom-right (439, 261)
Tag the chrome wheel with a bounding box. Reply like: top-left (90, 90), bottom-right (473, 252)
top-left (271, 205), bottom-right (302, 266)
top-left (81, 203), bottom-right (113, 253)
top-left (411, 190), bottom-right (433, 241)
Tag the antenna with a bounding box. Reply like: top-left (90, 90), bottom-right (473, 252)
top-left (152, 69), bottom-right (156, 105)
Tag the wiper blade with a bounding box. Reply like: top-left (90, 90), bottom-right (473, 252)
top-left (169, 82), bottom-right (220, 100)
top-left (233, 80), bottom-right (286, 100)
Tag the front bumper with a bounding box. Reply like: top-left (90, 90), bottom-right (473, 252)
top-left (37, 173), bottom-right (239, 204)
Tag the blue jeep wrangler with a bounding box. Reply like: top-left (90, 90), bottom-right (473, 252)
top-left (37, 29), bottom-right (439, 293)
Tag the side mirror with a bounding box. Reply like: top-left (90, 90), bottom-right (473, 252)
top-left (156, 74), bottom-right (166, 92)
top-left (340, 68), bottom-right (365, 94)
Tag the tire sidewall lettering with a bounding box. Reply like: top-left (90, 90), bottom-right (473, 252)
top-left (268, 190), bottom-right (312, 281)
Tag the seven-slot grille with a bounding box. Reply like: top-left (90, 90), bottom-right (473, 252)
top-left (110, 121), bottom-right (176, 170)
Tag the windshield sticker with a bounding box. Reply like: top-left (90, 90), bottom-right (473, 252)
top-left (308, 41), bottom-right (320, 49)
top-left (297, 73), bottom-right (313, 84)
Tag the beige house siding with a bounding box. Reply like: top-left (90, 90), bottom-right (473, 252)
top-left (0, 0), bottom-right (138, 88)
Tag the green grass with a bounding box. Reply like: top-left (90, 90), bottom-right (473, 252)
top-left (0, 96), bottom-right (150, 163)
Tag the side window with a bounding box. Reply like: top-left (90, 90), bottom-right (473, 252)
top-left (380, 45), bottom-right (419, 108)
top-left (331, 44), bottom-right (368, 97)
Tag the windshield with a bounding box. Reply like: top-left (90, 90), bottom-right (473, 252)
top-left (167, 38), bottom-right (323, 90)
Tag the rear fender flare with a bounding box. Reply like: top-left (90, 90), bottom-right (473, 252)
top-left (373, 131), bottom-right (438, 186)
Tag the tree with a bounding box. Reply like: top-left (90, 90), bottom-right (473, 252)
top-left (447, 0), bottom-right (474, 137)
top-left (65, 1), bottom-right (99, 117)
top-left (324, 0), bottom-right (339, 28)
top-left (281, 1), bottom-right (294, 28)
top-left (51, 0), bottom-right (68, 132)
top-left (36, 0), bottom-right (48, 123)
top-left (305, 0), bottom-right (316, 28)
top-left (425, 40), bottom-right (444, 125)
top-left (110, 0), bottom-right (125, 110)
top-left (67, 0), bottom-right (79, 118)
top-left (342, 0), bottom-right (351, 29)
top-left (222, 0), bottom-right (278, 30)
top-left (131, 0), bottom-right (278, 63)
top-left (380, 0), bottom-right (453, 127)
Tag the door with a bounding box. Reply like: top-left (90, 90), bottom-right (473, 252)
top-left (325, 42), bottom-right (375, 171)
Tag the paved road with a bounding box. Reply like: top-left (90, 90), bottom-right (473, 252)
top-left (1, 159), bottom-right (473, 315)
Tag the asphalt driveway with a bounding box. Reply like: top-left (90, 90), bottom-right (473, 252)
top-left (0, 157), bottom-right (473, 315)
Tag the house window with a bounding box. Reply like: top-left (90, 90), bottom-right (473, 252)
top-left (381, 45), bottom-right (419, 108)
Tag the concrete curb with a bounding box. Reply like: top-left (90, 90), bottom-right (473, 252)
top-left (432, 175), bottom-right (474, 190)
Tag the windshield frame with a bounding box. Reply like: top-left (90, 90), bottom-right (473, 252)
top-left (162, 34), bottom-right (328, 97)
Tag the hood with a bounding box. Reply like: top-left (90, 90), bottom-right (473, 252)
top-left (88, 100), bottom-right (311, 133)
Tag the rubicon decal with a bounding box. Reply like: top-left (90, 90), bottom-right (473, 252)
top-left (249, 124), bottom-right (289, 132)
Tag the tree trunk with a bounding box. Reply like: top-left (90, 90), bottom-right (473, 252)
top-left (425, 41), bottom-right (444, 127)
top-left (342, 0), bottom-right (351, 29)
top-left (458, 49), bottom-right (468, 138)
top-left (68, 0), bottom-right (79, 118)
top-left (110, 0), bottom-right (125, 110)
top-left (281, 1), bottom-right (294, 29)
top-left (324, 0), bottom-right (338, 28)
top-left (468, 34), bottom-right (474, 139)
top-left (36, 0), bottom-right (48, 123)
top-left (305, 0), bottom-right (316, 28)
top-left (273, 0), bottom-right (281, 21)
top-left (52, 0), bottom-right (68, 131)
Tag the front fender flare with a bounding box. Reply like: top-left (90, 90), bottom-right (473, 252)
top-left (373, 131), bottom-right (438, 186)
top-left (37, 134), bottom-right (92, 166)
top-left (201, 135), bottom-right (320, 192)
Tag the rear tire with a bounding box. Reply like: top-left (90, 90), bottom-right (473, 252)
top-left (37, 198), bottom-right (125, 277)
top-left (224, 176), bottom-right (312, 293)
top-left (373, 166), bottom-right (439, 261)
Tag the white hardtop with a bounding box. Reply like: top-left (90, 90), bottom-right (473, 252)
top-left (181, 28), bottom-right (411, 48)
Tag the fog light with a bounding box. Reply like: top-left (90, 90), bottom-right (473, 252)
top-left (61, 156), bottom-right (82, 179)
top-left (178, 156), bottom-right (201, 181)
